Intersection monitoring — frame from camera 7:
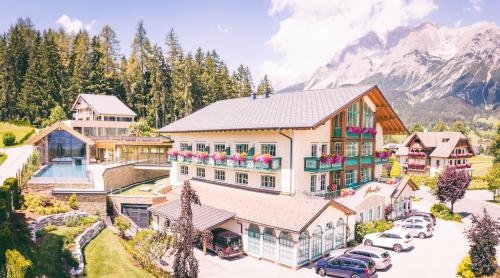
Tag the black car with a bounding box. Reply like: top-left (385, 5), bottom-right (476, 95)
top-left (315, 254), bottom-right (378, 278)
top-left (203, 228), bottom-right (243, 259)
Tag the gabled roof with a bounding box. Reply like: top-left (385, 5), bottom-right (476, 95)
top-left (158, 85), bottom-right (407, 134)
top-left (162, 180), bottom-right (354, 233)
top-left (390, 178), bottom-right (419, 199)
top-left (27, 121), bottom-right (95, 145)
top-left (402, 132), bottom-right (474, 157)
top-left (71, 94), bottom-right (137, 116)
top-left (148, 199), bottom-right (235, 231)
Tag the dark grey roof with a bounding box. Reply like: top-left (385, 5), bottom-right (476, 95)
top-left (73, 94), bottom-right (137, 116)
top-left (158, 85), bottom-right (375, 133)
top-left (148, 199), bottom-right (235, 230)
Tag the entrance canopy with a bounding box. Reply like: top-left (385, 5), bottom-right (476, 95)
top-left (149, 199), bottom-right (235, 230)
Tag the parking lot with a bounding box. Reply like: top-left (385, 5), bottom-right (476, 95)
top-left (196, 199), bottom-right (470, 278)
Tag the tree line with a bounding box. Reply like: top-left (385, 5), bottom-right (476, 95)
top-left (0, 18), bottom-right (274, 128)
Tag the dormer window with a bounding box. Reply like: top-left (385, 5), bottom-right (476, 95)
top-left (442, 138), bottom-right (450, 143)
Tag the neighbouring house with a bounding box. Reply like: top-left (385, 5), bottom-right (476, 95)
top-left (26, 94), bottom-right (172, 216)
top-left (151, 85), bottom-right (417, 269)
top-left (395, 132), bottom-right (474, 177)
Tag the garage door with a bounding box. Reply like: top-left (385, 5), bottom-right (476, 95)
top-left (121, 204), bottom-right (150, 228)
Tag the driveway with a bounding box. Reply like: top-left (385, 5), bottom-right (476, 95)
top-left (0, 145), bottom-right (33, 184)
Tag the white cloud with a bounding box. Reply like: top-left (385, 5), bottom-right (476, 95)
top-left (217, 25), bottom-right (229, 33)
top-left (454, 19), bottom-right (463, 27)
top-left (261, 0), bottom-right (438, 88)
top-left (56, 14), bottom-right (95, 33)
top-left (468, 0), bottom-right (483, 12)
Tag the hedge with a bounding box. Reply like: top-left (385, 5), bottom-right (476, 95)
top-left (456, 255), bottom-right (476, 278)
top-left (3, 178), bottom-right (20, 210)
top-left (5, 249), bottom-right (33, 278)
top-left (355, 221), bottom-right (394, 243)
top-left (16, 129), bottom-right (34, 145)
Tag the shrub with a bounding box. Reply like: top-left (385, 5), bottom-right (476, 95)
top-left (79, 216), bottom-right (98, 227)
top-left (430, 203), bottom-right (462, 222)
top-left (409, 175), bottom-right (423, 186)
top-left (62, 248), bottom-right (78, 268)
top-left (4, 178), bottom-right (20, 210)
top-left (346, 239), bottom-right (358, 247)
top-left (44, 225), bottom-right (57, 232)
top-left (0, 222), bottom-right (13, 265)
top-left (457, 256), bottom-right (476, 278)
top-left (115, 216), bottom-right (131, 237)
top-left (423, 176), bottom-right (438, 190)
top-left (68, 193), bottom-right (79, 210)
top-left (2, 132), bottom-right (16, 146)
top-left (22, 194), bottom-right (70, 215)
top-left (355, 221), bottom-right (394, 243)
top-left (17, 128), bottom-right (34, 145)
top-left (65, 215), bottom-right (80, 227)
top-left (6, 249), bottom-right (33, 278)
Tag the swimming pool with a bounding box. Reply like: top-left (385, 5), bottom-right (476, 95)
top-left (34, 163), bottom-right (88, 179)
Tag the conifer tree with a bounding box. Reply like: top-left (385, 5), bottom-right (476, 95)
top-left (87, 36), bottom-right (107, 94)
top-left (257, 74), bottom-right (274, 95)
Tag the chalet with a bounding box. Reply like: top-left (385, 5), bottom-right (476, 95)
top-left (151, 85), bottom-right (417, 269)
top-left (395, 132), bottom-right (474, 177)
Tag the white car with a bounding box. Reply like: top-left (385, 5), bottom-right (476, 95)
top-left (363, 228), bottom-right (414, 252)
top-left (400, 223), bottom-right (433, 239)
top-left (394, 216), bottom-right (433, 228)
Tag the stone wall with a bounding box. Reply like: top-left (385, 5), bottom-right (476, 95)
top-left (28, 211), bottom-right (89, 243)
top-left (70, 220), bottom-right (106, 276)
top-left (25, 181), bottom-right (92, 195)
top-left (53, 193), bottom-right (107, 216)
top-left (109, 195), bottom-right (166, 212)
top-left (103, 164), bottom-right (168, 191)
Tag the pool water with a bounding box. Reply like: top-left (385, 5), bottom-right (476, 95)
top-left (35, 163), bottom-right (88, 179)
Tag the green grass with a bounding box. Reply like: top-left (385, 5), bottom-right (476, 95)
top-left (470, 156), bottom-right (494, 177)
top-left (0, 122), bottom-right (34, 147)
top-left (84, 228), bottom-right (154, 278)
top-left (0, 152), bottom-right (7, 165)
top-left (118, 178), bottom-right (167, 196)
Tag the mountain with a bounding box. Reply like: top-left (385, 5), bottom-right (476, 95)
top-left (288, 21), bottom-right (500, 124)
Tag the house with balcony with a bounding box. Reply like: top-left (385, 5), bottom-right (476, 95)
top-left (395, 132), bottom-right (474, 177)
top-left (152, 85), bottom-right (414, 269)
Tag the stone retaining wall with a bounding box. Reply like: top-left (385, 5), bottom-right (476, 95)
top-left (28, 211), bottom-right (89, 243)
top-left (25, 181), bottom-right (92, 195)
top-left (70, 220), bottom-right (106, 276)
top-left (103, 164), bottom-right (167, 191)
top-left (52, 193), bottom-right (107, 216)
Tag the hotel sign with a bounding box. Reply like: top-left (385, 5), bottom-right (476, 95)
top-left (364, 185), bottom-right (381, 197)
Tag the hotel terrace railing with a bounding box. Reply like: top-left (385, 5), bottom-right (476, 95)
top-left (173, 156), bottom-right (282, 171)
top-left (304, 180), bottom-right (372, 199)
top-left (447, 163), bottom-right (472, 170)
top-left (88, 135), bottom-right (169, 143)
top-left (304, 157), bottom-right (342, 172)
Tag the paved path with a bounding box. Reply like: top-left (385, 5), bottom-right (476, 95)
top-left (0, 145), bottom-right (33, 184)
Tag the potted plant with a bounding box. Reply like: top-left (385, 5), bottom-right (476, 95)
top-left (167, 150), bottom-right (178, 161)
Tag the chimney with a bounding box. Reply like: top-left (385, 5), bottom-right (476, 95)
top-left (251, 92), bottom-right (257, 100)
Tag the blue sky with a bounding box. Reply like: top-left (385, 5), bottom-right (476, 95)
top-left (1, 0), bottom-right (499, 88)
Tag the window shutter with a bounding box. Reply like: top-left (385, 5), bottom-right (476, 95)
top-left (205, 146), bottom-right (210, 153)
top-left (225, 146), bottom-right (231, 155)
top-left (188, 144), bottom-right (192, 151)
top-left (248, 147), bottom-right (254, 156)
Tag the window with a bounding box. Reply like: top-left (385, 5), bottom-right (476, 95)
top-left (196, 143), bottom-right (206, 152)
top-left (311, 226), bottom-right (322, 258)
top-left (335, 219), bottom-right (345, 247)
top-left (180, 143), bottom-right (189, 151)
top-left (436, 160), bottom-right (440, 167)
top-left (262, 228), bottom-right (276, 260)
top-left (298, 232), bottom-right (310, 264)
top-left (376, 205), bottom-right (381, 220)
top-left (105, 127), bottom-right (116, 136)
top-left (362, 142), bottom-right (373, 156)
top-left (261, 144), bottom-right (276, 156)
top-left (180, 165), bottom-right (188, 175)
top-left (214, 144), bottom-right (226, 153)
top-left (346, 170), bottom-right (358, 185)
top-left (235, 172), bottom-right (248, 185)
top-left (261, 175), bottom-right (276, 189)
top-left (346, 142), bottom-right (358, 157)
top-left (347, 102), bottom-right (359, 126)
top-left (83, 127), bottom-right (96, 136)
top-left (310, 144), bottom-right (317, 157)
top-left (117, 128), bottom-right (128, 136)
top-left (196, 168), bottom-right (205, 178)
top-left (333, 142), bottom-right (342, 155)
top-left (320, 174), bottom-right (326, 191)
top-left (247, 224), bottom-right (261, 256)
top-left (361, 168), bottom-right (371, 182)
top-left (321, 144), bottom-right (328, 155)
top-left (214, 169), bottom-right (225, 181)
top-left (236, 144), bottom-right (249, 153)
top-left (369, 208), bottom-right (373, 221)
top-left (278, 232), bottom-right (294, 265)
top-left (363, 103), bottom-right (374, 128)
top-left (334, 172), bottom-right (341, 187)
top-left (333, 114), bottom-right (342, 128)
top-left (310, 175), bottom-right (317, 192)
top-left (359, 211), bottom-right (365, 222)
top-left (324, 222), bottom-right (334, 252)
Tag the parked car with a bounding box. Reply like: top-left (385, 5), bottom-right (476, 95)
top-left (363, 228), bottom-right (414, 252)
top-left (202, 228), bottom-right (243, 259)
top-left (394, 216), bottom-right (433, 230)
top-left (400, 223), bottom-right (433, 239)
top-left (315, 254), bottom-right (378, 278)
top-left (413, 212), bottom-right (436, 225)
top-left (329, 246), bottom-right (391, 270)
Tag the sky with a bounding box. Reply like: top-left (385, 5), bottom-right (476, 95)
top-left (0, 0), bottom-right (499, 89)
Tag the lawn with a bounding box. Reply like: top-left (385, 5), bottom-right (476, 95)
top-left (0, 122), bottom-right (35, 147)
top-left (469, 156), bottom-right (494, 190)
top-left (0, 152), bottom-right (7, 165)
top-left (118, 178), bottom-right (167, 196)
top-left (84, 228), bottom-right (154, 278)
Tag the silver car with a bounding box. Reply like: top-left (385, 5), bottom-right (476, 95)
top-left (329, 246), bottom-right (392, 270)
top-left (401, 223), bottom-right (433, 239)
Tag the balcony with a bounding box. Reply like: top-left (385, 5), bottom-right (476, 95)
top-left (304, 157), bottom-right (342, 172)
top-left (177, 156), bottom-right (282, 171)
top-left (361, 156), bottom-right (373, 164)
top-left (375, 157), bottom-right (389, 164)
top-left (304, 190), bottom-right (341, 199)
top-left (345, 157), bottom-right (358, 167)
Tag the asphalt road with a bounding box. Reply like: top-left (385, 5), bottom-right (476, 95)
top-left (0, 145), bottom-right (33, 184)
